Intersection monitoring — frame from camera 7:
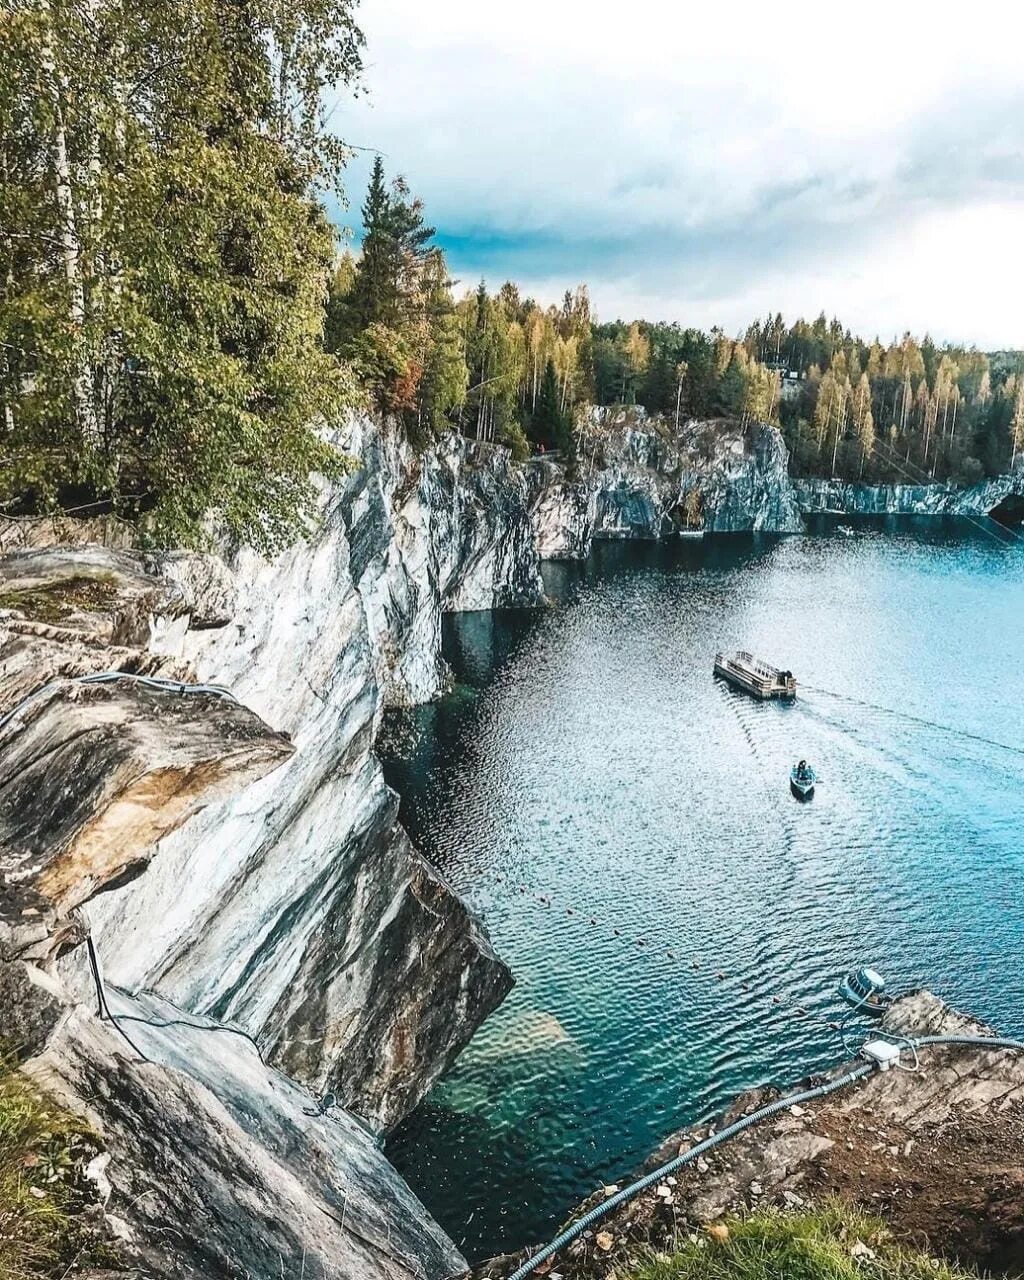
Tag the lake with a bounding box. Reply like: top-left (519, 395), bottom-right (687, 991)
top-left (381, 517), bottom-right (1024, 1262)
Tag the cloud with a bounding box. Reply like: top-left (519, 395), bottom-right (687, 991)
top-left (328, 0), bottom-right (1024, 347)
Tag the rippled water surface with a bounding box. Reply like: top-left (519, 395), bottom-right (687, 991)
top-left (381, 518), bottom-right (1024, 1262)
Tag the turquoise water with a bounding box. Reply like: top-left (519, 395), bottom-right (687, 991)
top-left (381, 518), bottom-right (1024, 1262)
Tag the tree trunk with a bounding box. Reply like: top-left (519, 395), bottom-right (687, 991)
top-left (40, 0), bottom-right (100, 449)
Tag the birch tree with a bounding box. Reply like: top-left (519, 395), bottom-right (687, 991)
top-left (1, 0), bottom-right (363, 549)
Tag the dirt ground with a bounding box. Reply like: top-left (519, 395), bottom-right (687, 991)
top-left (801, 1100), bottom-right (1024, 1275)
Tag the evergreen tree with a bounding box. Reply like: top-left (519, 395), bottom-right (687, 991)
top-left (532, 359), bottom-right (566, 449)
top-left (415, 250), bottom-right (467, 436)
top-left (349, 156), bottom-right (392, 331)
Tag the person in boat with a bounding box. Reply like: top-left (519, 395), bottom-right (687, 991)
top-left (794, 759), bottom-right (814, 782)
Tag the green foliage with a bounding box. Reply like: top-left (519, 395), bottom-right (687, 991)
top-left (748, 314), bottom-right (1022, 483)
top-left (329, 161), bottom-right (464, 437)
top-left (530, 358), bottom-right (574, 456)
top-left (0, 1062), bottom-right (114, 1278)
top-left (1, 0), bottom-right (362, 552)
top-left (500, 419), bottom-right (530, 462)
top-left (625, 1201), bottom-right (984, 1280)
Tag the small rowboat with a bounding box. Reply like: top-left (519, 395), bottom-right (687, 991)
top-left (790, 761), bottom-right (816, 799)
top-left (838, 967), bottom-right (892, 1016)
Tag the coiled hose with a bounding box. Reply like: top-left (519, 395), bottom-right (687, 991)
top-left (0, 670), bottom-right (238, 735)
top-left (507, 1062), bottom-right (874, 1280)
top-left (509, 1030), bottom-right (1024, 1280)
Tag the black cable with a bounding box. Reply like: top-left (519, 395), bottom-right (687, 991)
top-left (85, 936), bottom-right (150, 1061)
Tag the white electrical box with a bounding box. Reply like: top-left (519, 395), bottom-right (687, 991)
top-left (862, 1039), bottom-right (901, 1071)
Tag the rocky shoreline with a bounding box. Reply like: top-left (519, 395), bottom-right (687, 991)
top-left (1, 411), bottom-right (1021, 1278)
top-left (792, 475), bottom-right (1024, 523)
top-left (476, 992), bottom-right (1024, 1280)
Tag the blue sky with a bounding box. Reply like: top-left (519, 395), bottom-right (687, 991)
top-left (329, 0), bottom-right (1024, 348)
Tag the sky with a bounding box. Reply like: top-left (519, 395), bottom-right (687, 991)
top-left (330, 0), bottom-right (1024, 349)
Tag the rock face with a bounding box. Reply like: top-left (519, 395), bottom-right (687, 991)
top-left (793, 471), bottom-right (1024, 523)
top-left (0, 677), bottom-right (291, 920)
top-left (81, 418), bottom-right (528, 1134)
top-left (0, 414), bottom-right (548, 1277)
top-left (527, 410), bottom-right (803, 559)
top-left (25, 1003), bottom-right (466, 1280)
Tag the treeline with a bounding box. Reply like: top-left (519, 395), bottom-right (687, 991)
top-left (1, 0), bottom-right (362, 550)
top-left (742, 314), bottom-right (1024, 485)
top-left (328, 157), bottom-right (1024, 490)
top-left (326, 159), bottom-right (593, 461)
top-left (327, 161), bottom-right (785, 463)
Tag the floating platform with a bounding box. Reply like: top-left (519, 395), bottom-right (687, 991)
top-left (714, 650), bottom-right (797, 700)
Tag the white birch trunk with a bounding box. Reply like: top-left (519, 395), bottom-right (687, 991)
top-left (40, 0), bottom-right (100, 448)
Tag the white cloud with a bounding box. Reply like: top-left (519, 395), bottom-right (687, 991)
top-left (331, 0), bottom-right (1024, 347)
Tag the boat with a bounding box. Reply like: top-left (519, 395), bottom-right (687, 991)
top-left (713, 651), bottom-right (797, 700)
top-left (838, 967), bottom-right (893, 1016)
top-left (790, 760), bottom-right (816, 799)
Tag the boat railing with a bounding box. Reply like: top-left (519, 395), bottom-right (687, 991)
top-left (717, 651), bottom-right (786, 685)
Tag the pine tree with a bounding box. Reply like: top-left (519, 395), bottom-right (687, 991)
top-left (416, 250), bottom-right (467, 436)
top-left (532, 359), bottom-right (566, 449)
top-left (349, 155), bottom-right (392, 330)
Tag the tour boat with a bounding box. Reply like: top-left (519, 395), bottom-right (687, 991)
top-left (838, 967), bottom-right (892, 1016)
top-left (790, 761), bottom-right (816, 799)
top-left (713, 651), bottom-right (797, 700)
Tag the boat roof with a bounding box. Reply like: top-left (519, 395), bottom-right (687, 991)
top-left (720, 650), bottom-right (785, 679)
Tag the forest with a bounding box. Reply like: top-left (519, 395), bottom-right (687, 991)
top-left (327, 160), bottom-right (1024, 489)
top-left (2, 1), bottom-right (1022, 552)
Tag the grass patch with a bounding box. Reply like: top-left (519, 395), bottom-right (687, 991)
top-left (0, 1062), bottom-right (114, 1279)
top-left (0, 575), bottom-right (121, 625)
top-left (623, 1200), bottom-right (985, 1280)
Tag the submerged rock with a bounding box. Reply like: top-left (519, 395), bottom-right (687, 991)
top-left (476, 991), bottom-right (1024, 1279)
